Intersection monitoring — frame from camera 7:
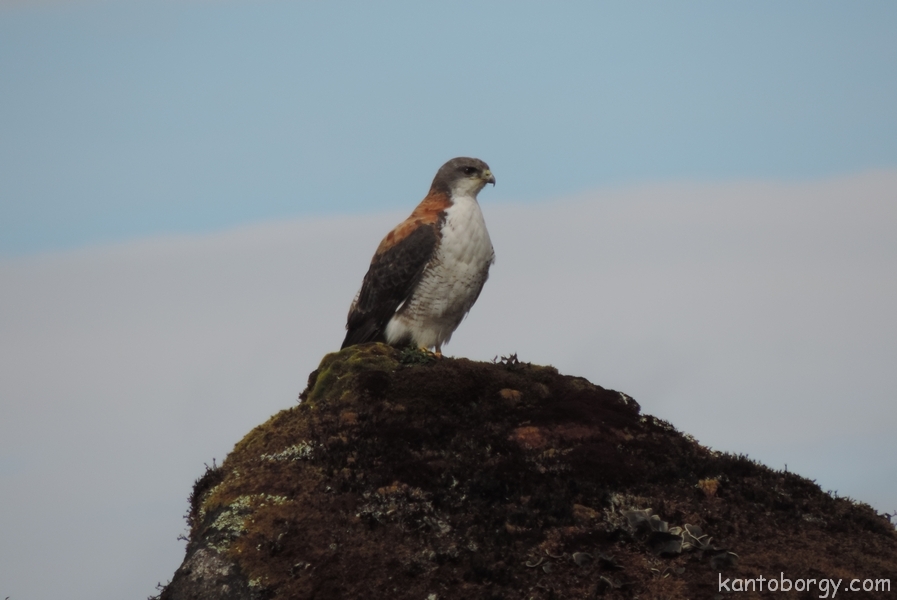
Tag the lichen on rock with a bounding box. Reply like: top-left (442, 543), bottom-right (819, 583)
top-left (159, 344), bottom-right (897, 600)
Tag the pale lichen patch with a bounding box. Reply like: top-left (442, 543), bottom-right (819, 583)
top-left (260, 442), bottom-right (316, 462)
top-left (206, 494), bottom-right (293, 554)
top-left (356, 482), bottom-right (452, 536)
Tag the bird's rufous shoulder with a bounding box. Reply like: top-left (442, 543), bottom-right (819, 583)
top-left (374, 190), bottom-right (451, 255)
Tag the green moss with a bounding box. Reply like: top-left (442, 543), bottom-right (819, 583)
top-left (304, 343), bottom-right (400, 406)
top-left (398, 345), bottom-right (438, 365)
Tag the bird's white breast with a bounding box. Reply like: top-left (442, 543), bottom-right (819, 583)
top-left (385, 193), bottom-right (494, 350)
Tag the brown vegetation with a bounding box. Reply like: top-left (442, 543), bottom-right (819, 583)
top-left (159, 344), bottom-right (896, 599)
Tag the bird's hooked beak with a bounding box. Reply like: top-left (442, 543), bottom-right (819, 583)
top-left (482, 169), bottom-right (496, 186)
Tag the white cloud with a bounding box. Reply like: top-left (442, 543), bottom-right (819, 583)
top-left (1, 171), bottom-right (895, 599)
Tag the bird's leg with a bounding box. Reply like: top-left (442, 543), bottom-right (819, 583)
top-left (416, 345), bottom-right (443, 359)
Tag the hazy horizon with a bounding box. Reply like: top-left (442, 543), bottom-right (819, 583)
top-left (3, 170), bottom-right (895, 599)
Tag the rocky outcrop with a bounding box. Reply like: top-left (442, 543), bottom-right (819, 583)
top-left (159, 344), bottom-right (896, 599)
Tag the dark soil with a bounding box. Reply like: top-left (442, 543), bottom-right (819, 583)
top-left (158, 344), bottom-right (896, 599)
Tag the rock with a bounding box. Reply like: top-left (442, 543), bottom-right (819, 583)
top-left (158, 344), bottom-right (897, 599)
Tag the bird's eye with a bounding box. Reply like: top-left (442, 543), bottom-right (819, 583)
top-left (462, 166), bottom-right (478, 175)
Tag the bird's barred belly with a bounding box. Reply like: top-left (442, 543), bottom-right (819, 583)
top-left (385, 196), bottom-right (494, 351)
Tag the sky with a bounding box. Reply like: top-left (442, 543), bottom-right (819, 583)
top-left (2, 1), bottom-right (896, 256)
top-left (1, 2), bottom-right (896, 599)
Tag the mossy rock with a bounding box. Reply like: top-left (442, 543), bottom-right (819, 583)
top-left (160, 344), bottom-right (897, 600)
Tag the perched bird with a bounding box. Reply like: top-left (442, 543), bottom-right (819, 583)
top-left (341, 157), bottom-right (496, 353)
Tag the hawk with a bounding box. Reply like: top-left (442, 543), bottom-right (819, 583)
top-left (341, 157), bottom-right (496, 353)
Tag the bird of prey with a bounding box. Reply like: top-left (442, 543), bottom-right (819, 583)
top-left (341, 157), bottom-right (496, 354)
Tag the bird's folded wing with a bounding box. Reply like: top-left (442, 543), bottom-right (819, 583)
top-left (342, 222), bottom-right (438, 348)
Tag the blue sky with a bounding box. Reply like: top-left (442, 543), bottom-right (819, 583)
top-left (2, 1), bottom-right (895, 255)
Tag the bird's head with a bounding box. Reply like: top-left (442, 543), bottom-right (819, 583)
top-left (430, 157), bottom-right (495, 198)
